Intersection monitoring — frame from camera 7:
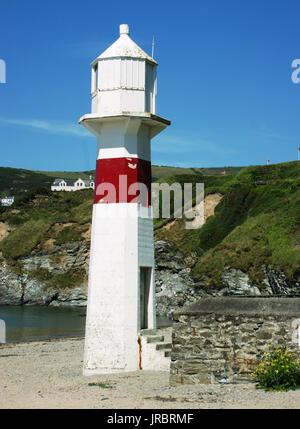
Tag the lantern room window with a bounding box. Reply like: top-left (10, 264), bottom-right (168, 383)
top-left (92, 64), bottom-right (98, 94)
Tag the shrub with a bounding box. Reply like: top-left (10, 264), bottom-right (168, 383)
top-left (70, 198), bottom-right (93, 224)
top-left (55, 225), bottom-right (82, 245)
top-left (28, 267), bottom-right (52, 282)
top-left (46, 268), bottom-right (86, 290)
top-left (88, 382), bottom-right (115, 389)
top-left (27, 267), bottom-right (86, 290)
top-left (6, 213), bottom-right (28, 226)
top-left (253, 347), bottom-right (300, 391)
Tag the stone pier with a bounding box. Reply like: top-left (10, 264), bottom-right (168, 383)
top-left (170, 297), bottom-right (300, 385)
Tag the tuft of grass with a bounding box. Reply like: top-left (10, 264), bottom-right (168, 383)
top-left (45, 268), bottom-right (86, 290)
top-left (27, 267), bottom-right (52, 282)
top-left (70, 198), bottom-right (93, 224)
top-left (55, 225), bottom-right (83, 245)
top-left (88, 382), bottom-right (115, 389)
top-left (27, 266), bottom-right (86, 290)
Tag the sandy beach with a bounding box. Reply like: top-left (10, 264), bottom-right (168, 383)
top-left (1, 336), bottom-right (300, 409)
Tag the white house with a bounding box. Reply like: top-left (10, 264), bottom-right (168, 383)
top-left (51, 177), bottom-right (95, 192)
top-left (0, 196), bottom-right (14, 207)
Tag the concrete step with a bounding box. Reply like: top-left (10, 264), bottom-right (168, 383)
top-left (140, 329), bottom-right (156, 336)
top-left (164, 350), bottom-right (171, 358)
top-left (155, 342), bottom-right (172, 351)
top-left (146, 335), bottom-right (164, 344)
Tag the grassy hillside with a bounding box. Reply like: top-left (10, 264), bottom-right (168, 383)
top-left (151, 165), bottom-right (242, 181)
top-left (0, 165), bottom-right (240, 261)
top-left (0, 189), bottom-right (93, 261)
top-left (1, 161), bottom-right (299, 291)
top-left (0, 167), bottom-right (53, 197)
top-left (157, 161), bottom-right (300, 287)
top-left (34, 170), bottom-right (94, 180)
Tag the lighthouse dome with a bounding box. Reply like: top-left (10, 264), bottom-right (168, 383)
top-left (91, 24), bottom-right (157, 116)
top-left (97, 24), bottom-right (156, 64)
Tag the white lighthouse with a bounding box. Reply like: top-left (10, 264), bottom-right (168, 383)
top-left (79, 24), bottom-right (170, 375)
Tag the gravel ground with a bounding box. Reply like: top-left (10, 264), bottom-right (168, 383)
top-left (1, 337), bottom-right (300, 409)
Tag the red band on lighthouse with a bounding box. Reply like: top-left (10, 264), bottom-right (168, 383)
top-left (94, 157), bottom-right (152, 206)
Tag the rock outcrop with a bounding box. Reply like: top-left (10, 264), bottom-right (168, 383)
top-left (155, 241), bottom-right (197, 317)
top-left (1, 237), bottom-right (299, 313)
top-left (0, 260), bottom-right (23, 305)
top-left (216, 268), bottom-right (300, 297)
top-left (0, 241), bottom-right (89, 307)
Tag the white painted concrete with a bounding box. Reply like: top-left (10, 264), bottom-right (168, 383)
top-left (95, 118), bottom-right (152, 162)
top-left (140, 328), bottom-right (172, 372)
top-left (140, 337), bottom-right (171, 372)
top-left (83, 204), bottom-right (156, 375)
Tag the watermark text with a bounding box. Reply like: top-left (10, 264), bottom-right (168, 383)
top-left (291, 59), bottom-right (300, 84)
top-left (0, 59), bottom-right (6, 84)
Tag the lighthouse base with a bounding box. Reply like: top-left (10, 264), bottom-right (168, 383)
top-left (83, 203), bottom-right (156, 375)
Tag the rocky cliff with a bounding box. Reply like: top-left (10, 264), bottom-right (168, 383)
top-left (1, 232), bottom-right (299, 316)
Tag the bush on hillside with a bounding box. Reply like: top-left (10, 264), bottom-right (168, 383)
top-left (46, 268), bottom-right (86, 290)
top-left (55, 225), bottom-right (83, 245)
top-left (0, 219), bottom-right (51, 259)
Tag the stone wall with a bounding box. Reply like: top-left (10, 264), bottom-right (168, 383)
top-left (170, 297), bottom-right (300, 385)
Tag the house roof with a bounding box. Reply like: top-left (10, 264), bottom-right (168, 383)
top-left (66, 180), bottom-right (76, 186)
top-left (53, 178), bottom-right (65, 185)
top-left (52, 177), bottom-right (94, 186)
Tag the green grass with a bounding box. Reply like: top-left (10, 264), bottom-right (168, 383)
top-left (0, 188), bottom-right (93, 261)
top-left (157, 161), bottom-right (300, 287)
top-left (151, 165), bottom-right (242, 181)
top-left (55, 225), bottom-right (84, 245)
top-left (34, 170), bottom-right (93, 180)
top-left (0, 219), bottom-right (52, 259)
top-left (27, 266), bottom-right (86, 290)
top-left (46, 268), bottom-right (86, 290)
top-left (0, 167), bottom-right (53, 197)
top-left (70, 198), bottom-right (93, 224)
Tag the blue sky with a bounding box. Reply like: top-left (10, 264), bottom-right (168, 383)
top-left (0, 0), bottom-right (299, 171)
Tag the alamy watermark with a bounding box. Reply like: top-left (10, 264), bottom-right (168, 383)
top-left (95, 178), bottom-right (205, 230)
top-left (291, 59), bottom-right (300, 84)
top-left (0, 58), bottom-right (6, 84)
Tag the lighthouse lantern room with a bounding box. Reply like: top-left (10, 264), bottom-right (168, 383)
top-left (80, 24), bottom-right (170, 375)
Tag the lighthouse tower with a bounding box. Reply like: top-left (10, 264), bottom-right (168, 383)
top-left (79, 24), bottom-right (170, 375)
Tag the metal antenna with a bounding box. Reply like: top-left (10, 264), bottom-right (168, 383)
top-left (151, 36), bottom-right (155, 58)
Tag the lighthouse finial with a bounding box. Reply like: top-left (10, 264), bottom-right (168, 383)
top-left (120, 24), bottom-right (129, 35)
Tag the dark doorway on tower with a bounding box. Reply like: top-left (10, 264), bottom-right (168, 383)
top-left (140, 267), bottom-right (151, 329)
